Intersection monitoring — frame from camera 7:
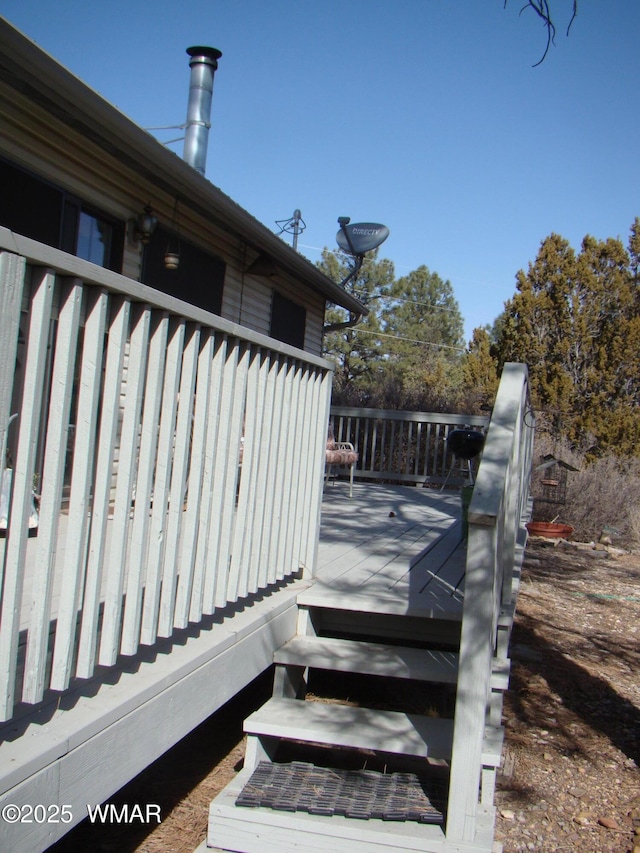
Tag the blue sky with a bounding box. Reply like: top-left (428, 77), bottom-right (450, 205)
top-left (2, 1), bottom-right (639, 341)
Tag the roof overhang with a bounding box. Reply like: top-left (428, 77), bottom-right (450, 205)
top-left (0, 17), bottom-right (367, 318)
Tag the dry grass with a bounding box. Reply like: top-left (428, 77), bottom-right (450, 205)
top-left (531, 433), bottom-right (640, 549)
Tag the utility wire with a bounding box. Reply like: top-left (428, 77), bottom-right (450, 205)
top-left (345, 327), bottom-right (467, 353)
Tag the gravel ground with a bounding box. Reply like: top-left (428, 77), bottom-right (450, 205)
top-left (48, 539), bottom-right (640, 853)
top-left (495, 539), bottom-right (640, 853)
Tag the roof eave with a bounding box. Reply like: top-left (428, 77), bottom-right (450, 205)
top-left (0, 17), bottom-right (367, 317)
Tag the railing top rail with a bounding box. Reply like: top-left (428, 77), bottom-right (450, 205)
top-left (468, 362), bottom-right (532, 526)
top-left (330, 405), bottom-right (488, 426)
top-left (0, 228), bottom-right (333, 371)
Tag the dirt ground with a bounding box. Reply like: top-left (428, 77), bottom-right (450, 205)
top-left (494, 538), bottom-right (640, 853)
top-left (49, 539), bottom-right (640, 853)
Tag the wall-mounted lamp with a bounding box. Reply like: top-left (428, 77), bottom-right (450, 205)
top-left (132, 203), bottom-right (158, 245)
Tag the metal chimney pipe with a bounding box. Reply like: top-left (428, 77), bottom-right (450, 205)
top-left (183, 45), bottom-right (222, 176)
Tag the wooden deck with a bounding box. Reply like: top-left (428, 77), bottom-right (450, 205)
top-left (1, 478), bottom-right (525, 853)
top-left (315, 481), bottom-right (466, 620)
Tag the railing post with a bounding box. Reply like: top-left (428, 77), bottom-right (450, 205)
top-left (446, 519), bottom-right (498, 841)
top-left (446, 362), bottom-right (533, 843)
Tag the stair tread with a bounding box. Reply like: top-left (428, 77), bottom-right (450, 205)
top-left (245, 698), bottom-right (503, 766)
top-left (296, 583), bottom-right (464, 621)
top-left (275, 635), bottom-right (510, 690)
top-left (245, 697), bottom-right (454, 760)
top-left (275, 635), bottom-right (459, 683)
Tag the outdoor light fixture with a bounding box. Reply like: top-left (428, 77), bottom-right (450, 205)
top-left (133, 204), bottom-right (158, 245)
top-left (164, 198), bottom-right (181, 270)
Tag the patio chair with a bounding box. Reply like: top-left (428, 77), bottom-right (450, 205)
top-left (325, 425), bottom-right (358, 498)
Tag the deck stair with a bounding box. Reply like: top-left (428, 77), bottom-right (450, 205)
top-left (207, 547), bottom-right (511, 853)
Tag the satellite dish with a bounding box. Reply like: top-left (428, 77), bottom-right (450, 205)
top-left (336, 220), bottom-right (390, 256)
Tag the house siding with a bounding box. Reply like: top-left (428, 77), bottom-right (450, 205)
top-left (0, 80), bottom-right (326, 355)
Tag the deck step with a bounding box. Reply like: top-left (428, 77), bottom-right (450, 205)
top-left (246, 696), bottom-right (454, 760)
top-left (274, 635), bottom-right (511, 690)
top-left (243, 697), bottom-right (503, 767)
top-left (296, 583), bottom-right (464, 622)
top-left (275, 635), bottom-right (459, 684)
top-left (208, 766), bottom-right (498, 853)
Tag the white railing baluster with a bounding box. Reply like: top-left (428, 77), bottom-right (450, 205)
top-left (241, 349), bottom-right (271, 597)
top-left (0, 268), bottom-right (55, 719)
top-left (50, 289), bottom-right (109, 691)
top-left (218, 343), bottom-right (249, 604)
top-left (302, 367), bottom-right (332, 575)
top-left (76, 296), bottom-right (131, 678)
top-left (99, 305), bottom-right (151, 666)
top-left (139, 319), bottom-right (185, 646)
top-left (189, 333), bottom-right (226, 623)
top-left (294, 365), bottom-right (314, 569)
top-left (261, 356), bottom-right (288, 587)
top-left (267, 358), bottom-right (294, 585)
top-left (278, 362), bottom-right (300, 579)
top-left (174, 330), bottom-right (215, 629)
top-left (120, 313), bottom-right (169, 655)
top-left (0, 253), bottom-right (25, 510)
top-left (157, 324), bottom-right (200, 637)
top-left (250, 353), bottom-right (277, 591)
top-left (247, 351), bottom-right (276, 594)
top-left (23, 279), bottom-right (83, 703)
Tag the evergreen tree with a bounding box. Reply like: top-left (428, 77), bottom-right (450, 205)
top-left (494, 220), bottom-right (640, 456)
top-left (462, 326), bottom-right (499, 412)
top-left (380, 265), bottom-right (465, 410)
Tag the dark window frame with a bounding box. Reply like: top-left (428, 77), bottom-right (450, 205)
top-left (0, 156), bottom-right (124, 272)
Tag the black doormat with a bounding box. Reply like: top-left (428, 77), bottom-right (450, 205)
top-left (236, 761), bottom-right (444, 824)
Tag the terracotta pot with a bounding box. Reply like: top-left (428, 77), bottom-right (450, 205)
top-left (526, 521), bottom-right (574, 540)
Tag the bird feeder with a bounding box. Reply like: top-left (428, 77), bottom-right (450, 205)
top-left (534, 454), bottom-right (578, 506)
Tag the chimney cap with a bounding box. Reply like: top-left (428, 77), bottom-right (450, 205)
top-left (186, 46), bottom-right (222, 62)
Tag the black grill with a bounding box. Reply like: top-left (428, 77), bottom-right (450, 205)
top-left (447, 429), bottom-right (485, 460)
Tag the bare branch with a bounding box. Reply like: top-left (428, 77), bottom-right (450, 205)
top-left (504, 1), bottom-right (578, 66)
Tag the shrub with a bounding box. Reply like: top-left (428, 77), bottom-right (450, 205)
top-left (530, 433), bottom-right (640, 550)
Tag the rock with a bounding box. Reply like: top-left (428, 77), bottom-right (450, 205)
top-left (597, 816), bottom-right (621, 829)
top-left (500, 808), bottom-right (516, 821)
top-left (568, 786), bottom-right (587, 799)
top-left (573, 812), bottom-right (593, 826)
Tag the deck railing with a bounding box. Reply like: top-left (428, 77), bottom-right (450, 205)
top-left (446, 362), bottom-right (534, 842)
top-left (329, 406), bottom-right (488, 485)
top-left (0, 231), bottom-right (332, 722)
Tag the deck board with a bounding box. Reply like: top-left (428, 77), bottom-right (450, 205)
top-left (310, 483), bottom-right (466, 620)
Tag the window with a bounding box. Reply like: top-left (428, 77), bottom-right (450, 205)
top-left (141, 225), bottom-right (225, 316)
top-left (270, 291), bottom-right (306, 349)
top-left (0, 157), bottom-right (124, 271)
top-left (76, 211), bottom-right (115, 267)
